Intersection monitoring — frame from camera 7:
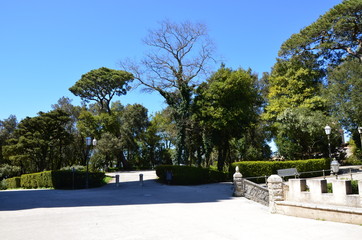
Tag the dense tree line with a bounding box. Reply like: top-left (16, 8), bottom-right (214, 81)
top-left (1, 0), bottom-right (362, 177)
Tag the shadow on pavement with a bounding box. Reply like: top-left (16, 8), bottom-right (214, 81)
top-left (0, 179), bottom-right (234, 211)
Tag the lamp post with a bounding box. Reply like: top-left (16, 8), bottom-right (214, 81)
top-left (324, 125), bottom-right (333, 174)
top-left (358, 127), bottom-right (362, 149)
top-left (324, 125), bottom-right (332, 159)
top-left (85, 137), bottom-right (97, 188)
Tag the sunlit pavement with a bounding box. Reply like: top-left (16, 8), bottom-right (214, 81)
top-left (0, 171), bottom-right (361, 240)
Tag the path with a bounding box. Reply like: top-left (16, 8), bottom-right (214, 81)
top-left (0, 171), bottom-right (361, 240)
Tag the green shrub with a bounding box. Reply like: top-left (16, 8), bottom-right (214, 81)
top-left (231, 158), bottom-right (330, 181)
top-left (51, 170), bottom-right (105, 189)
top-left (343, 155), bottom-right (362, 166)
top-left (156, 165), bottom-right (228, 185)
top-left (0, 179), bottom-right (7, 190)
top-left (21, 171), bottom-right (53, 189)
top-left (17, 170), bottom-right (105, 189)
top-left (6, 177), bottom-right (21, 189)
top-left (0, 164), bottom-right (21, 180)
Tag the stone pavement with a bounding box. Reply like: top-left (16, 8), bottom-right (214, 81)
top-left (0, 170), bottom-right (361, 240)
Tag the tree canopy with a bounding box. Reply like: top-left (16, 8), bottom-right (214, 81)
top-left (69, 67), bottom-right (134, 114)
top-left (195, 66), bottom-right (264, 170)
top-left (279, 0), bottom-right (362, 65)
top-left (122, 20), bottom-right (215, 165)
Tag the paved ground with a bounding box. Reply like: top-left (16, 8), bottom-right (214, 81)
top-left (0, 170), bottom-right (361, 240)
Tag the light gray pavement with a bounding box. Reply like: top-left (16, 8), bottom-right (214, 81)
top-left (0, 170), bottom-right (361, 240)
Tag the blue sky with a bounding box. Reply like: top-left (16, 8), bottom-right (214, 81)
top-left (0, 0), bottom-right (342, 121)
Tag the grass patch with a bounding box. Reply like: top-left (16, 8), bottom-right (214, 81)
top-left (103, 176), bottom-right (113, 184)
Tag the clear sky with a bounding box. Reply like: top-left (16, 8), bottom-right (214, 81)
top-left (0, 0), bottom-right (342, 121)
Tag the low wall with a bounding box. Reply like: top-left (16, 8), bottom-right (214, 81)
top-left (243, 179), bottom-right (269, 206)
top-left (287, 179), bottom-right (362, 208)
top-left (268, 177), bottom-right (362, 225)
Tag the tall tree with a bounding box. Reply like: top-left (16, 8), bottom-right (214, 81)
top-left (325, 59), bottom-right (362, 150)
top-left (195, 66), bottom-right (262, 170)
top-left (279, 0), bottom-right (362, 65)
top-left (4, 110), bottom-right (72, 173)
top-left (69, 67), bottom-right (134, 114)
top-left (120, 104), bottom-right (149, 167)
top-left (0, 115), bottom-right (17, 164)
top-left (262, 55), bottom-right (330, 158)
top-left (121, 20), bottom-right (215, 165)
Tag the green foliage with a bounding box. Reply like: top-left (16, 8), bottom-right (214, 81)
top-left (155, 165), bottom-right (228, 185)
top-left (0, 115), bottom-right (17, 164)
top-left (0, 179), bottom-right (8, 189)
top-left (344, 155), bottom-right (362, 165)
top-left (279, 0), bottom-right (362, 65)
top-left (51, 170), bottom-right (105, 189)
top-left (3, 109), bottom-right (72, 173)
top-left (5, 177), bottom-right (21, 189)
top-left (231, 158), bottom-right (330, 179)
top-left (195, 66), bottom-right (263, 170)
top-left (69, 67), bottom-right (134, 114)
top-left (21, 171), bottom-right (53, 189)
top-left (263, 54), bottom-right (334, 159)
top-left (274, 108), bottom-right (340, 159)
top-left (325, 59), bottom-right (362, 132)
top-left (0, 164), bottom-right (21, 180)
top-left (7, 170), bottom-right (105, 189)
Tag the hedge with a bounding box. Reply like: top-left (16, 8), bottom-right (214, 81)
top-left (5, 177), bottom-right (21, 189)
top-left (156, 165), bottom-right (228, 185)
top-left (231, 158), bottom-right (330, 180)
top-left (51, 170), bottom-right (105, 189)
top-left (5, 170), bottom-right (105, 189)
top-left (21, 171), bottom-right (53, 189)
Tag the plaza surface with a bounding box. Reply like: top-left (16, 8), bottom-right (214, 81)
top-left (0, 171), bottom-right (361, 240)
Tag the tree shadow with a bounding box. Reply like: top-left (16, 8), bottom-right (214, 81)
top-left (0, 180), bottom-right (234, 211)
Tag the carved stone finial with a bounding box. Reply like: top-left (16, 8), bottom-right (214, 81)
top-left (233, 165), bottom-right (244, 197)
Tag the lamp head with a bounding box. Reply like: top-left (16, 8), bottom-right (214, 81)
top-left (331, 159), bottom-right (340, 174)
top-left (85, 137), bottom-right (92, 146)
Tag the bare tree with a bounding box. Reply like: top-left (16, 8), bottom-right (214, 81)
top-left (121, 20), bottom-right (215, 164)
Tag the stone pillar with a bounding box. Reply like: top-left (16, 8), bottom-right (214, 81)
top-left (267, 175), bottom-right (284, 213)
top-left (233, 166), bottom-right (244, 197)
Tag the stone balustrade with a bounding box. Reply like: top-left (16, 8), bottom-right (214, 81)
top-left (233, 167), bottom-right (362, 224)
top-left (287, 179), bottom-right (362, 208)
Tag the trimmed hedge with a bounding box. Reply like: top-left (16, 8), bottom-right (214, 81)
top-left (5, 177), bottom-right (21, 189)
top-left (156, 165), bottom-right (228, 185)
top-left (231, 158), bottom-right (330, 180)
top-left (51, 170), bottom-right (105, 189)
top-left (5, 170), bottom-right (105, 189)
top-left (21, 171), bottom-right (53, 189)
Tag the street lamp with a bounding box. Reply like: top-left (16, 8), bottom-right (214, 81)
top-left (85, 137), bottom-right (97, 188)
top-left (331, 158), bottom-right (340, 179)
top-left (324, 125), bottom-right (333, 173)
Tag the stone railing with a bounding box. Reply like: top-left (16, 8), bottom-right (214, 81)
top-left (286, 178), bottom-right (362, 208)
top-left (266, 175), bottom-right (362, 224)
top-left (233, 167), bottom-right (269, 206)
top-left (233, 168), bottom-right (362, 224)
